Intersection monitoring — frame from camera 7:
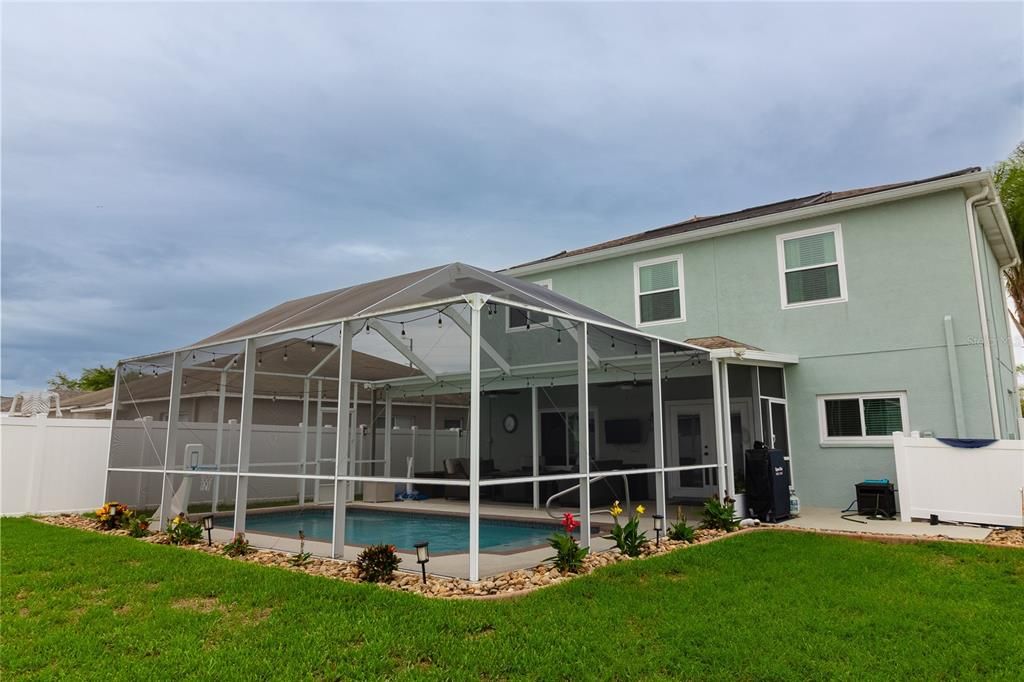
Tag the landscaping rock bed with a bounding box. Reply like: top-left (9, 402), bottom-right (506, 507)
top-left (33, 514), bottom-right (1019, 599)
top-left (34, 514), bottom-right (730, 598)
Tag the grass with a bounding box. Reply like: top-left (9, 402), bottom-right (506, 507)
top-left (2, 518), bottom-right (1023, 680)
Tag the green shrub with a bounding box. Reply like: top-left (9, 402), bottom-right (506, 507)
top-left (701, 497), bottom-right (739, 532)
top-left (356, 544), bottom-right (401, 583)
top-left (222, 532), bottom-right (253, 557)
top-left (126, 514), bottom-right (151, 538)
top-left (605, 501), bottom-right (649, 557)
top-left (668, 508), bottom-right (696, 542)
top-left (547, 513), bottom-right (588, 573)
top-left (167, 514), bottom-right (203, 545)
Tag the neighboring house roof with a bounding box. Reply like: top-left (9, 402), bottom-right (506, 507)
top-left (65, 347), bottom-right (467, 412)
top-left (508, 167), bottom-right (1017, 270)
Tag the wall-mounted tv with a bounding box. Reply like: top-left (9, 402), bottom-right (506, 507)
top-left (604, 418), bottom-right (644, 444)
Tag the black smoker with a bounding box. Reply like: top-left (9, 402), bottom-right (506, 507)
top-left (744, 448), bottom-right (791, 523)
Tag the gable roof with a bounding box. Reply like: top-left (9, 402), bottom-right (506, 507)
top-left (508, 167), bottom-right (1004, 270)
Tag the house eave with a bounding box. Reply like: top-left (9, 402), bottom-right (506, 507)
top-left (505, 170), bottom-right (1019, 276)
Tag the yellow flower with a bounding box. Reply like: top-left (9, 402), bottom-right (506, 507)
top-left (610, 501), bottom-right (623, 517)
top-left (636, 504), bottom-right (646, 515)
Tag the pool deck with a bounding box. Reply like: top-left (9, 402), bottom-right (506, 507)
top-left (213, 500), bottom-right (993, 580)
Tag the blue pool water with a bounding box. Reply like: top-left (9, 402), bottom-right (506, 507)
top-left (222, 508), bottom-right (570, 554)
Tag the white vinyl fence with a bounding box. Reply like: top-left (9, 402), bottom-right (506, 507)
top-left (893, 431), bottom-right (1024, 527)
top-left (2, 416), bottom-right (465, 516)
top-left (1, 416), bottom-right (111, 515)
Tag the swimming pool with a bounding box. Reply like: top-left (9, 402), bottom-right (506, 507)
top-left (221, 508), bottom-right (575, 554)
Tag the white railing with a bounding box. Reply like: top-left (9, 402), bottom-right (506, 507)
top-left (893, 431), bottom-right (1024, 527)
top-left (1, 416), bottom-right (111, 515)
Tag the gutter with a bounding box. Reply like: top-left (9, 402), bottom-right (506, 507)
top-left (965, 186), bottom-right (1002, 438)
top-left (505, 171), bottom-right (1011, 277)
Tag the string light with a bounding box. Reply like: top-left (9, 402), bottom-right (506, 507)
top-left (257, 353), bottom-right (263, 368)
top-left (401, 322), bottom-right (406, 337)
top-left (209, 356), bottom-right (215, 366)
top-left (610, 337), bottom-right (616, 349)
top-left (556, 330), bottom-right (562, 344)
top-left (283, 347), bottom-right (289, 362)
top-left (634, 344), bottom-right (638, 356)
top-left (192, 352), bottom-right (196, 361)
top-left (310, 340), bottom-right (317, 352)
top-left (437, 313), bottom-right (443, 328)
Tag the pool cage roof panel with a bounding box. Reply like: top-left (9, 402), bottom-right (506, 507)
top-left (122, 263), bottom-right (708, 366)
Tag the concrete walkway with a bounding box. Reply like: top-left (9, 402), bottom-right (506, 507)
top-left (779, 506), bottom-right (991, 540)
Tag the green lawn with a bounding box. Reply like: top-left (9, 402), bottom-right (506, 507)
top-left (2, 518), bottom-right (1022, 680)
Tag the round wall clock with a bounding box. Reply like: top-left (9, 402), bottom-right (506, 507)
top-left (502, 414), bottom-right (518, 433)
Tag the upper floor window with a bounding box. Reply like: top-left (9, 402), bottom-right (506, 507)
top-left (777, 225), bottom-right (847, 308)
top-left (634, 255), bottom-right (685, 326)
top-left (817, 392), bottom-right (907, 445)
top-left (507, 279), bottom-right (552, 332)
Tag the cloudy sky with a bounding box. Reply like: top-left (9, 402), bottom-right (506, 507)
top-left (2, 1), bottom-right (1022, 394)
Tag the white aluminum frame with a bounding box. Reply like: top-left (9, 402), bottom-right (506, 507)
top-left (106, 287), bottom-right (747, 582)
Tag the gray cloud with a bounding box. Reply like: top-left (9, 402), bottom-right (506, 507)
top-left (3, 1), bottom-right (1022, 393)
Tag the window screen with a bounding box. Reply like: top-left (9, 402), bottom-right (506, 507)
top-left (781, 230), bottom-right (843, 305)
top-left (637, 258), bottom-right (682, 323)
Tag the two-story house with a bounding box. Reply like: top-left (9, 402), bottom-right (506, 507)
top-left (503, 167), bottom-right (1019, 507)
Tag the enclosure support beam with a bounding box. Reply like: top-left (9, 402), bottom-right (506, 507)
top-left (298, 378), bottom-right (310, 507)
top-left (468, 293), bottom-right (484, 582)
top-left (332, 322), bottom-right (354, 559)
top-left (555, 318), bottom-right (600, 368)
top-left (211, 370), bottom-right (227, 513)
top-left (429, 396), bottom-right (437, 471)
top-left (308, 346), bottom-right (339, 378)
top-left (313, 380), bottom-right (324, 503)
top-left (233, 338), bottom-right (257, 535)
top-left (102, 363), bottom-right (122, 503)
top-left (651, 340), bottom-right (666, 520)
top-left (721, 361), bottom-right (735, 499)
top-left (157, 351), bottom-right (184, 530)
top-left (442, 308), bottom-right (511, 375)
top-left (531, 386), bottom-right (540, 509)
top-left (384, 390), bottom-right (393, 477)
top-left (367, 320), bottom-right (438, 381)
top-left (711, 359), bottom-right (727, 503)
top-left (578, 323), bottom-right (591, 547)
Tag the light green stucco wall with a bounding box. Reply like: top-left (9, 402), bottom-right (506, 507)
top-left (514, 189), bottom-right (1011, 507)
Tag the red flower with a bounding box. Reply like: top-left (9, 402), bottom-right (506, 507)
top-left (561, 512), bottom-right (580, 533)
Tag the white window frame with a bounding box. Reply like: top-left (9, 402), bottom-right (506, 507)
top-left (633, 254), bottom-right (685, 327)
top-left (776, 224), bottom-right (848, 310)
top-left (817, 391), bottom-right (908, 447)
top-left (506, 279), bottom-right (553, 333)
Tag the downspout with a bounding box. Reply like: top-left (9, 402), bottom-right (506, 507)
top-left (965, 186), bottom-right (1001, 437)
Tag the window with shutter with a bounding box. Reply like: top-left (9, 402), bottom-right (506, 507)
top-left (634, 255), bottom-right (684, 325)
top-left (818, 393), bottom-right (907, 445)
top-left (507, 280), bottom-right (552, 331)
top-left (777, 225), bottom-right (847, 308)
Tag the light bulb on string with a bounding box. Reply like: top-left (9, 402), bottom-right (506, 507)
top-left (401, 323), bottom-right (406, 337)
top-left (257, 353), bottom-right (263, 368)
top-left (311, 339), bottom-right (317, 352)
top-left (556, 330), bottom-right (562, 344)
top-left (634, 345), bottom-right (638, 356)
top-left (283, 347), bottom-right (289, 362)
top-left (610, 337), bottom-right (616, 349)
top-left (437, 313), bottom-right (443, 328)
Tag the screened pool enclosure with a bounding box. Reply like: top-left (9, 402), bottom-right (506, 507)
top-left (104, 263), bottom-right (795, 579)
